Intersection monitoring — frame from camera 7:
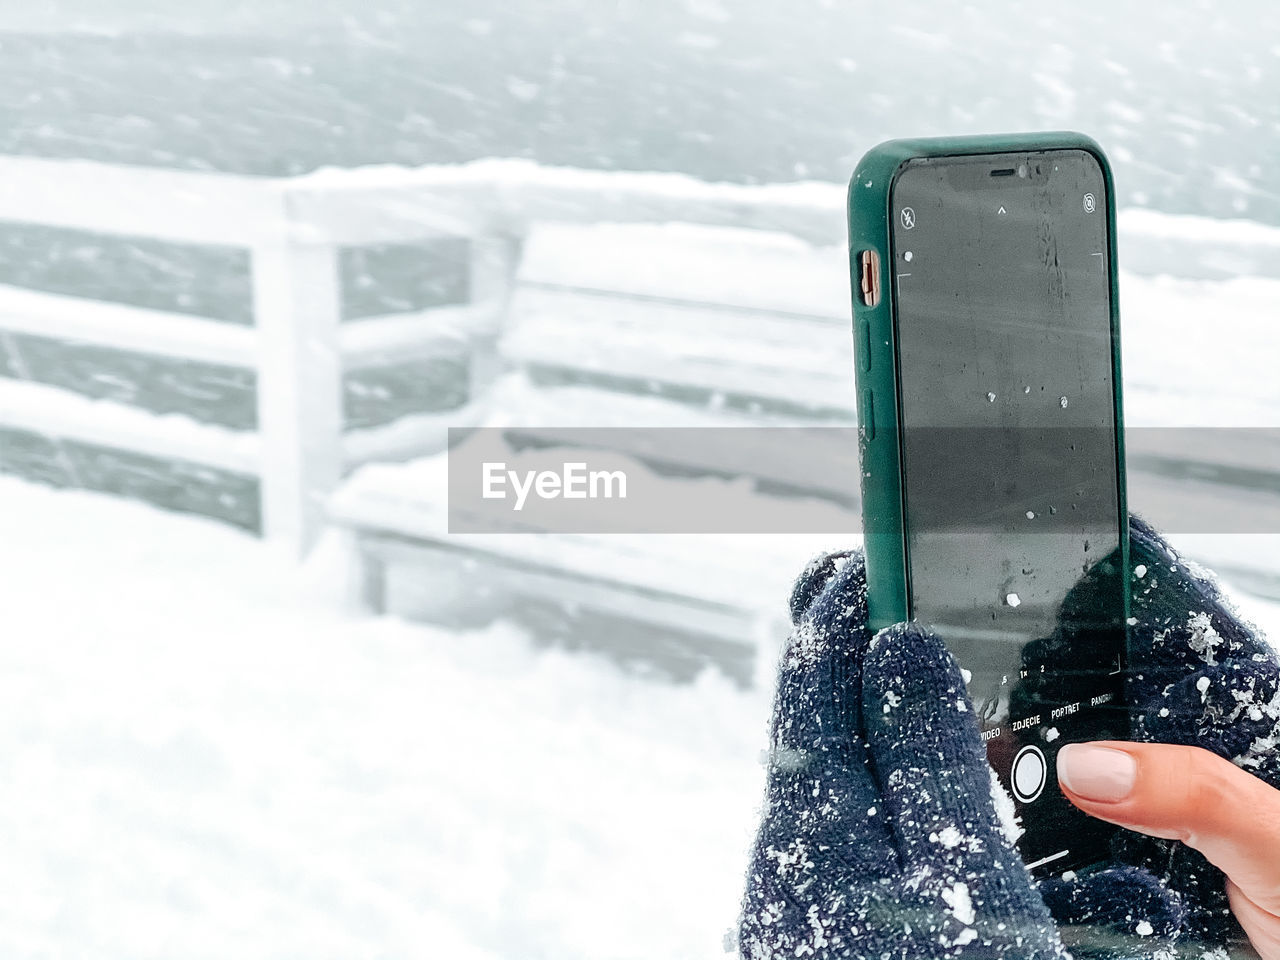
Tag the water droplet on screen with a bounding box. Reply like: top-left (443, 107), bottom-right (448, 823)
top-left (1059, 396), bottom-right (1069, 408)
top-left (1023, 385), bottom-right (1031, 394)
top-left (1005, 593), bottom-right (1022, 607)
top-left (1026, 510), bottom-right (1036, 519)
top-left (1021, 567), bottom-right (1033, 575)
top-left (986, 392), bottom-right (997, 402)
top-left (1049, 505), bottom-right (1058, 515)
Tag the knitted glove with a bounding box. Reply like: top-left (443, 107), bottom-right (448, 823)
top-left (739, 550), bottom-right (1069, 958)
top-left (1115, 518), bottom-right (1276, 941)
top-left (1022, 517), bottom-right (1275, 956)
top-left (741, 526), bottom-right (1270, 959)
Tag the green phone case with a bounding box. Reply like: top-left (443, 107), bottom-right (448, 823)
top-left (846, 132), bottom-right (1129, 631)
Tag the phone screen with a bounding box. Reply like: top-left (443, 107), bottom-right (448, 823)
top-left (889, 149), bottom-right (1127, 876)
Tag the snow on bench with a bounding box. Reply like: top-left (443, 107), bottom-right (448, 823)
top-left (332, 216), bottom-right (1280, 670)
top-left (330, 450), bottom-right (843, 648)
top-left (330, 222), bottom-right (860, 669)
top-left (505, 221), bottom-right (855, 417)
top-left (2, 152), bottom-right (1275, 576)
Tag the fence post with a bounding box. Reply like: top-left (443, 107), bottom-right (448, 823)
top-left (467, 232), bottom-right (521, 398)
top-left (252, 219), bottom-right (344, 557)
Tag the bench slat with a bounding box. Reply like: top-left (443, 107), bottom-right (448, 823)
top-left (518, 221), bottom-right (850, 318)
top-left (503, 287), bottom-right (856, 412)
top-left (329, 451), bottom-right (851, 611)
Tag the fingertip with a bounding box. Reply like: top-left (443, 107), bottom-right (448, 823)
top-left (861, 621), bottom-right (978, 750)
top-left (863, 621), bottom-right (965, 702)
top-left (859, 622), bottom-right (1018, 880)
top-left (866, 619), bottom-right (951, 664)
top-left (1056, 743), bottom-right (1138, 804)
top-left (772, 556), bottom-right (869, 752)
top-left (1058, 742), bottom-right (1272, 857)
top-left (788, 549), bottom-right (863, 626)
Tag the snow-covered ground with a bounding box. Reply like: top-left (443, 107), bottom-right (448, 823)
top-left (1, 169), bottom-right (1279, 958)
top-left (0, 475), bottom-right (775, 959)
top-left (1, 473), bottom-right (1279, 959)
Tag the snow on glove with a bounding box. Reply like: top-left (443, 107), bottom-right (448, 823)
top-left (1011, 516), bottom-right (1275, 956)
top-left (1111, 516), bottom-right (1279, 944)
top-left (739, 550), bottom-right (1069, 959)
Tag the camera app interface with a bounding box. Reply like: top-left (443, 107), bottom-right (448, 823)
top-left (890, 150), bottom-right (1126, 874)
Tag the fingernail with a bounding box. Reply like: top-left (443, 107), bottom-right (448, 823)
top-left (1056, 744), bottom-right (1137, 802)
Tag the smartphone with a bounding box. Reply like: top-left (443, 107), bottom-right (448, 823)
top-left (847, 133), bottom-right (1129, 878)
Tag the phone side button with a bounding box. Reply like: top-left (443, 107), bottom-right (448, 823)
top-left (857, 318), bottom-right (872, 371)
top-left (860, 388), bottom-right (875, 441)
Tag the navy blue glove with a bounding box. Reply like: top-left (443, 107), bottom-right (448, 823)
top-left (739, 550), bottom-right (1069, 958)
top-left (1023, 517), bottom-right (1277, 954)
top-left (1108, 517), bottom-right (1280, 943)
top-left (739, 527), bottom-right (1272, 959)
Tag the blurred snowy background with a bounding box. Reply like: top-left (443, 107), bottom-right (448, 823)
top-left (0, 2), bottom-right (1278, 958)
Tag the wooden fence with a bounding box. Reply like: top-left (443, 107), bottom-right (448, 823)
top-left (0, 155), bottom-right (1274, 555)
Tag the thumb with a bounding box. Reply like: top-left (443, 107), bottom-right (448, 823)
top-left (1058, 741), bottom-right (1280, 943)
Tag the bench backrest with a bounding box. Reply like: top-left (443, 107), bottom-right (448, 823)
top-left (500, 221), bottom-right (858, 424)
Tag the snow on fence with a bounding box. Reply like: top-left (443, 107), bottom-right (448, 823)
top-left (0, 157), bottom-right (849, 555)
top-left (0, 155), bottom-right (1275, 555)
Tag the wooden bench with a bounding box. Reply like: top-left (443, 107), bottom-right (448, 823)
top-left (329, 221), bottom-right (861, 679)
top-left (329, 217), bottom-right (1280, 679)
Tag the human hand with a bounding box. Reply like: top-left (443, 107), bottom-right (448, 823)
top-left (1058, 740), bottom-right (1280, 959)
top-left (740, 529), bottom-right (1262, 959)
top-left (1054, 517), bottom-right (1280, 958)
top-left (741, 550), bottom-right (1083, 958)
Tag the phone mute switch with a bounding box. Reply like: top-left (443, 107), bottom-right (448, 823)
top-left (860, 388), bottom-right (875, 441)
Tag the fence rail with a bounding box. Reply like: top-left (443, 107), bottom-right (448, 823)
top-left (0, 154), bottom-right (1275, 554)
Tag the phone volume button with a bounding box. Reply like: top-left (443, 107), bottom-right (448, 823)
top-left (857, 318), bottom-right (872, 372)
top-left (860, 388), bottom-right (875, 441)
